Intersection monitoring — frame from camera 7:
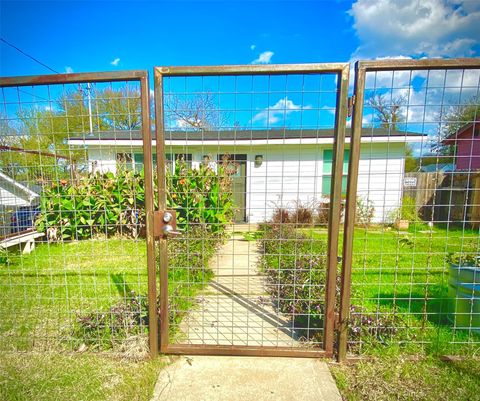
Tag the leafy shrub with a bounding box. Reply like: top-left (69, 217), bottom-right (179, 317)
top-left (0, 248), bottom-right (9, 265)
top-left (347, 305), bottom-right (410, 350)
top-left (355, 197), bottom-right (375, 227)
top-left (290, 200), bottom-right (315, 226)
top-left (316, 199), bottom-right (345, 225)
top-left (259, 223), bottom-right (328, 339)
top-left (37, 162), bottom-right (234, 240)
top-left (73, 291), bottom-right (148, 348)
top-left (167, 160), bottom-right (234, 233)
top-left (271, 207), bottom-right (291, 224)
top-left (316, 201), bottom-right (330, 225)
top-left (446, 252), bottom-right (480, 267)
top-left (258, 207), bottom-right (411, 349)
top-left (388, 196), bottom-right (420, 223)
top-left (36, 169), bottom-right (146, 241)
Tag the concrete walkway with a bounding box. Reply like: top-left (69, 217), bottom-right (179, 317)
top-left (178, 230), bottom-right (297, 347)
top-left (153, 227), bottom-right (342, 401)
top-left (151, 355), bottom-right (342, 401)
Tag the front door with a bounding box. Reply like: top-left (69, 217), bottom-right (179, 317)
top-left (219, 154), bottom-right (247, 222)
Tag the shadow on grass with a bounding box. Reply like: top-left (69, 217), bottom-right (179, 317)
top-left (366, 287), bottom-right (480, 350)
top-left (110, 273), bottom-right (134, 298)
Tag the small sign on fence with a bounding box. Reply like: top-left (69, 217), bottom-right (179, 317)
top-left (404, 177), bottom-right (417, 187)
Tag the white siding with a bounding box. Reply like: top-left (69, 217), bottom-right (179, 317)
top-left (356, 143), bottom-right (405, 223)
top-left (84, 143), bottom-right (407, 223)
top-left (176, 143), bottom-right (406, 223)
top-left (88, 148), bottom-right (117, 174)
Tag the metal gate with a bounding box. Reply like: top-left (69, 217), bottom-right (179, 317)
top-left (0, 71), bottom-right (157, 354)
top-left (337, 58), bottom-right (480, 362)
top-left (153, 64), bottom-right (350, 357)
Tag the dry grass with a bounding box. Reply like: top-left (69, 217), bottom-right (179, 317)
top-left (330, 354), bottom-right (480, 401)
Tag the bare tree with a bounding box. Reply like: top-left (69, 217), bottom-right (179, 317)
top-left (366, 94), bottom-right (406, 130)
top-left (165, 92), bottom-right (228, 131)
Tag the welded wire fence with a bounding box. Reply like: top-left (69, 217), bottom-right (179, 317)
top-left (342, 61), bottom-right (480, 357)
top-left (156, 65), bottom-right (349, 357)
top-left (1, 60), bottom-right (479, 360)
top-left (0, 73), bottom-right (152, 353)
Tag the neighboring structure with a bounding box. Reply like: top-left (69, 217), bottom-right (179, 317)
top-left (443, 120), bottom-right (480, 171)
top-left (68, 128), bottom-right (424, 223)
top-left (0, 171), bottom-right (40, 236)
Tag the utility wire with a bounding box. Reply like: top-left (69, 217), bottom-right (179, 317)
top-left (1, 37), bottom-right (60, 74)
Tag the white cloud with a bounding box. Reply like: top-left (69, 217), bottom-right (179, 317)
top-left (65, 66), bottom-right (74, 74)
top-left (251, 97), bottom-right (311, 125)
top-left (251, 51), bottom-right (274, 64)
top-left (250, 44), bottom-right (256, 50)
top-left (110, 58), bottom-right (121, 66)
top-left (349, 0), bottom-right (480, 59)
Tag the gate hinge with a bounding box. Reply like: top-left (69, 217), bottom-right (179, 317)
top-left (153, 210), bottom-right (180, 238)
top-left (347, 95), bottom-right (355, 117)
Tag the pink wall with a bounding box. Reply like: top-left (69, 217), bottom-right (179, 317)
top-left (456, 134), bottom-right (480, 170)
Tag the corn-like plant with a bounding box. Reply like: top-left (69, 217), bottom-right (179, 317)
top-left (166, 160), bottom-right (234, 233)
top-left (36, 162), bottom-right (234, 240)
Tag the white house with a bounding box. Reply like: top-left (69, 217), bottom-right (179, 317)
top-left (68, 128), bottom-right (424, 223)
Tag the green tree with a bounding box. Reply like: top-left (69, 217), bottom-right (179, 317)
top-left (404, 145), bottom-right (417, 172)
top-left (96, 87), bottom-right (142, 130)
top-left (0, 86), bottom-right (142, 183)
top-left (442, 96), bottom-right (479, 138)
top-left (435, 95), bottom-right (480, 156)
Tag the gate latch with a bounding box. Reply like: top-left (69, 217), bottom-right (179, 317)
top-left (153, 210), bottom-right (181, 238)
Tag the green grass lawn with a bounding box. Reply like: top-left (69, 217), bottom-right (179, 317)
top-left (0, 231), bottom-right (218, 351)
top-left (0, 352), bottom-right (165, 401)
top-left (0, 238), bottom-right (165, 401)
top-left (0, 238), bottom-right (149, 351)
top-left (307, 223), bottom-right (479, 354)
top-left (0, 232), bottom-right (218, 400)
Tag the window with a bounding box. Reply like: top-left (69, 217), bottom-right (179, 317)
top-left (120, 152), bottom-right (192, 172)
top-left (116, 153), bottom-right (133, 170)
top-left (131, 153), bottom-right (157, 171)
top-left (322, 149), bottom-right (349, 196)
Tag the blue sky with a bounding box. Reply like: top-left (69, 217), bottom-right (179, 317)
top-left (1, 1), bottom-right (355, 76)
top-left (2, 0), bottom-right (478, 77)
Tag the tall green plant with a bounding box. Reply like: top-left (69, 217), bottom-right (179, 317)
top-left (37, 161), bottom-right (234, 240)
top-left (36, 169), bottom-right (146, 240)
top-left (166, 160), bottom-right (234, 233)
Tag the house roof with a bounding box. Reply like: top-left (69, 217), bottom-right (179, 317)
top-left (69, 128), bottom-right (425, 142)
top-left (443, 120), bottom-right (479, 144)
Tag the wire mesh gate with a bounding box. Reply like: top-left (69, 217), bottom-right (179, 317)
top-left (338, 58), bottom-right (480, 361)
top-left (0, 71), bottom-right (157, 354)
top-left (153, 64), bottom-right (350, 357)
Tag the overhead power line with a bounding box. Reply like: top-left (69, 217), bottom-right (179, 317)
top-left (1, 37), bottom-right (60, 74)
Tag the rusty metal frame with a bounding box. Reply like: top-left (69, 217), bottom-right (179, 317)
top-left (0, 70), bottom-right (159, 358)
top-left (154, 63), bottom-right (350, 358)
top-left (337, 57), bottom-right (480, 362)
